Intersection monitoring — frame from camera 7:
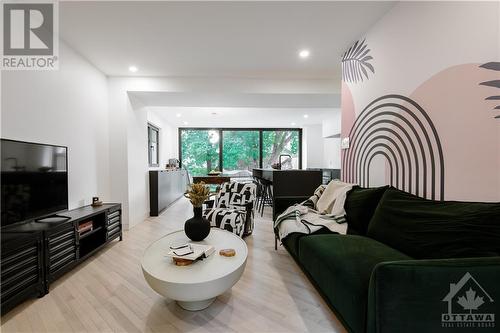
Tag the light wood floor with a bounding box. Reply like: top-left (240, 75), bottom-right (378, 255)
top-left (1, 198), bottom-right (346, 333)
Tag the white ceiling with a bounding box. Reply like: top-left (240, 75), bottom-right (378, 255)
top-left (60, 1), bottom-right (395, 79)
top-left (131, 91), bottom-right (340, 108)
top-left (148, 106), bottom-right (340, 128)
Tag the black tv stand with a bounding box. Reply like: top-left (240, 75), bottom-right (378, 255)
top-left (1, 203), bottom-right (122, 315)
top-left (35, 214), bottom-right (72, 223)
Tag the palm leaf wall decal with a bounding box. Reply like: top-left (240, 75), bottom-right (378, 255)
top-left (480, 62), bottom-right (500, 71)
top-left (342, 39), bottom-right (375, 83)
top-left (479, 62), bottom-right (500, 119)
top-left (479, 80), bottom-right (500, 88)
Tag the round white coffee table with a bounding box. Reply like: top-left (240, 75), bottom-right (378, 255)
top-left (141, 228), bottom-right (248, 311)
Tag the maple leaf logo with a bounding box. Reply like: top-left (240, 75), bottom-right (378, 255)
top-left (457, 288), bottom-right (485, 313)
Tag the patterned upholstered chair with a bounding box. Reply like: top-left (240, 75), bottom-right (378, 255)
top-left (203, 182), bottom-right (256, 237)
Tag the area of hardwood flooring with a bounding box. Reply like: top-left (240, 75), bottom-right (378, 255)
top-left (1, 198), bottom-right (346, 333)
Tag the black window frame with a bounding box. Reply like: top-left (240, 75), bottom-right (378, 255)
top-left (178, 127), bottom-right (302, 172)
top-left (148, 123), bottom-right (160, 167)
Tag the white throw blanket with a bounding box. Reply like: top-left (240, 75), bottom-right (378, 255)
top-left (274, 180), bottom-right (354, 241)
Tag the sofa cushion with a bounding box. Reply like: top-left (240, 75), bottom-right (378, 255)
top-left (282, 228), bottom-right (333, 260)
top-left (345, 185), bottom-right (389, 235)
top-left (367, 187), bottom-right (500, 259)
top-left (298, 234), bottom-right (411, 333)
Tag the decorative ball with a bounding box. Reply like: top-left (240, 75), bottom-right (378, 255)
top-left (219, 249), bottom-right (236, 257)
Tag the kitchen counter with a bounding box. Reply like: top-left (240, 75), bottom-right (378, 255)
top-left (149, 169), bottom-right (188, 216)
top-left (252, 168), bottom-right (322, 220)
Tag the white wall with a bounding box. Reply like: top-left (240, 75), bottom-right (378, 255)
top-left (126, 96), bottom-right (150, 230)
top-left (323, 138), bottom-right (341, 169)
top-left (1, 42), bottom-right (110, 209)
top-left (321, 111), bottom-right (342, 169)
top-left (322, 111), bottom-right (341, 137)
top-left (303, 124), bottom-right (324, 168)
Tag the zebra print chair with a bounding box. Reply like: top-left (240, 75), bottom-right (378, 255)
top-left (203, 182), bottom-right (256, 237)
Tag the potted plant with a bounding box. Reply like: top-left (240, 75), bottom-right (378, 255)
top-left (184, 182), bottom-right (211, 241)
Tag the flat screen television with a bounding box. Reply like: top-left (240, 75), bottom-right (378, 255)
top-left (1, 139), bottom-right (68, 227)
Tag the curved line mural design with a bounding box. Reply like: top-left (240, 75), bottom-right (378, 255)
top-left (341, 39), bottom-right (374, 83)
top-left (342, 95), bottom-right (445, 200)
top-left (479, 62), bottom-right (500, 119)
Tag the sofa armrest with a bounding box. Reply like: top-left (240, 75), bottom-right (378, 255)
top-left (368, 257), bottom-right (500, 333)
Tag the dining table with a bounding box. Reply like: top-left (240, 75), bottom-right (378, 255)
top-left (192, 175), bottom-right (231, 185)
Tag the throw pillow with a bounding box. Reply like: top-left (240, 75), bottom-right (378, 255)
top-left (345, 185), bottom-right (389, 235)
top-left (367, 187), bottom-right (500, 259)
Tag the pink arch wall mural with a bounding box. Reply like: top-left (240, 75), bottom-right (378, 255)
top-left (342, 94), bottom-right (445, 200)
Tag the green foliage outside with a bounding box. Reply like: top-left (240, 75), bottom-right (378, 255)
top-left (180, 129), bottom-right (300, 176)
top-left (181, 130), bottom-right (219, 176)
top-left (222, 131), bottom-right (259, 171)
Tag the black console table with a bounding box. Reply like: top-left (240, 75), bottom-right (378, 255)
top-left (0, 203), bottom-right (121, 315)
top-left (1, 231), bottom-right (44, 315)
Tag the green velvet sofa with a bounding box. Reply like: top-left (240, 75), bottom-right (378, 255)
top-left (277, 186), bottom-right (500, 333)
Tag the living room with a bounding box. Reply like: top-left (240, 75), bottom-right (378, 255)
top-left (1, 1), bottom-right (499, 332)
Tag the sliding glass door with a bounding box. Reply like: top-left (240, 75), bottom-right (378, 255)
top-left (180, 129), bottom-right (220, 176)
top-left (179, 128), bottom-right (302, 176)
top-left (222, 130), bottom-right (260, 177)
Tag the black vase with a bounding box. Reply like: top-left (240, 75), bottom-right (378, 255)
top-left (184, 206), bottom-right (211, 241)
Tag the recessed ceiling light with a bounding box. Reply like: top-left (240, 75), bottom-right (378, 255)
top-left (303, 114), bottom-right (309, 119)
top-left (291, 122), bottom-right (296, 126)
top-left (298, 49), bottom-right (310, 59)
top-left (176, 113), bottom-right (181, 118)
top-left (183, 121), bottom-right (188, 125)
top-left (128, 66), bottom-right (138, 73)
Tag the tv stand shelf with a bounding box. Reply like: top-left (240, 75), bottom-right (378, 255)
top-left (79, 226), bottom-right (103, 240)
top-left (0, 203), bottom-right (121, 315)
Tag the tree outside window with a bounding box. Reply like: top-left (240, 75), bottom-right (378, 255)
top-left (262, 130), bottom-right (299, 169)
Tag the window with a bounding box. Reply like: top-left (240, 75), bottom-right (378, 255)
top-left (180, 129), bottom-right (220, 176)
top-left (148, 124), bottom-right (160, 167)
top-left (179, 128), bottom-right (302, 176)
top-left (222, 130), bottom-right (260, 177)
top-left (262, 130), bottom-right (300, 169)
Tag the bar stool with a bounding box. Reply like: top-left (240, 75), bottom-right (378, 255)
top-left (253, 177), bottom-right (264, 211)
top-left (258, 178), bottom-right (273, 217)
